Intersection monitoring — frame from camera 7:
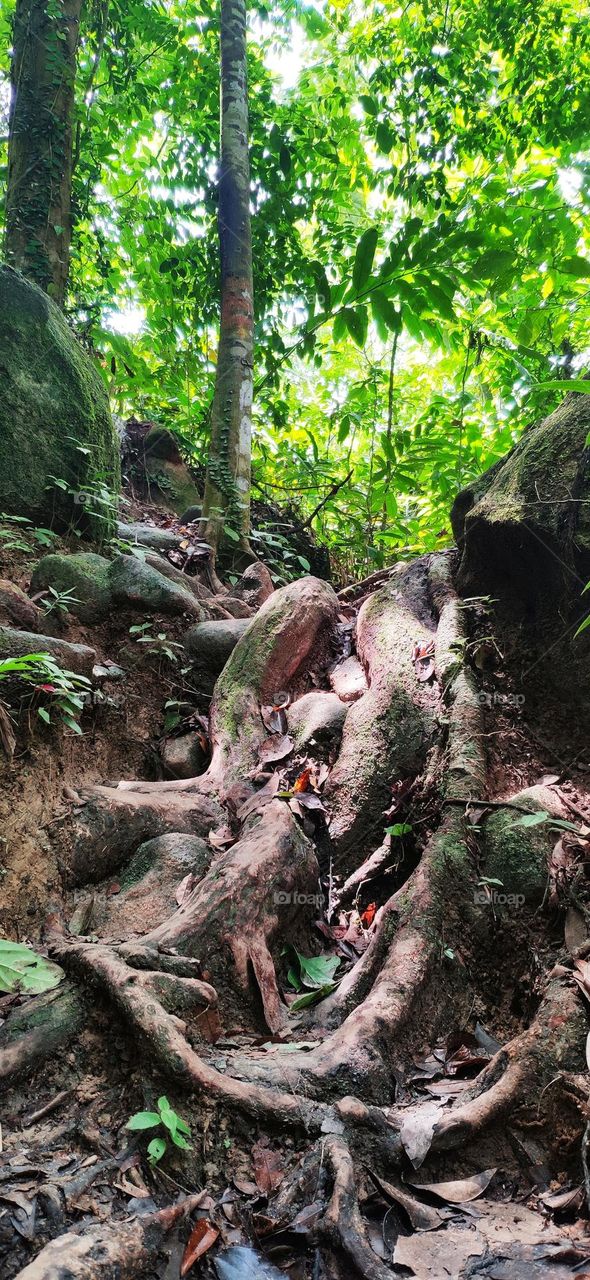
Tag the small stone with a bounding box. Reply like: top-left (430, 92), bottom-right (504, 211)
top-left (116, 521), bottom-right (181, 551)
top-left (329, 655), bottom-right (367, 702)
top-left (287, 691), bottom-right (347, 751)
top-left (184, 618), bottom-right (250, 671)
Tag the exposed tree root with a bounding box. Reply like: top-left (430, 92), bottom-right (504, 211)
top-left (13, 1195), bottom-right (206, 1280)
top-left (319, 1136), bottom-right (392, 1280)
top-left (0, 983), bottom-right (86, 1082)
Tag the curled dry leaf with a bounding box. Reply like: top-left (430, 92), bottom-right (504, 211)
top-left (176, 872), bottom-right (198, 907)
top-left (370, 1171), bottom-right (451, 1232)
top-left (209, 824), bottom-right (235, 850)
top-left (180, 1218), bottom-right (220, 1275)
top-left (238, 773), bottom-right (281, 821)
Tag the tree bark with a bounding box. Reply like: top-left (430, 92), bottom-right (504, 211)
top-left (200, 0), bottom-right (254, 561)
top-left (4, 0), bottom-right (83, 307)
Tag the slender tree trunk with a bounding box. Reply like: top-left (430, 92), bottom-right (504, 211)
top-left (4, 0), bottom-right (83, 307)
top-left (200, 0), bottom-right (254, 562)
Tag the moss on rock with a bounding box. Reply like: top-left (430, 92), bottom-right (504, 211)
top-left (30, 552), bottom-right (112, 623)
top-left (0, 267), bottom-right (120, 538)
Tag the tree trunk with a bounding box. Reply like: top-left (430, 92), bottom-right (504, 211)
top-left (4, 0), bottom-right (82, 307)
top-left (200, 0), bottom-right (254, 562)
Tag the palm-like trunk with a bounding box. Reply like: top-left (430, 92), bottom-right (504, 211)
top-left (200, 0), bottom-right (254, 561)
top-left (4, 0), bottom-right (83, 307)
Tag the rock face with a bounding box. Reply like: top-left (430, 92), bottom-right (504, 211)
top-left (184, 618), bottom-right (250, 672)
top-left (116, 521), bottom-right (182, 552)
top-left (143, 425), bottom-right (201, 515)
top-left (451, 391), bottom-right (590, 603)
top-left (287, 690), bottom-right (347, 752)
top-left (232, 561), bottom-right (274, 609)
top-left (161, 732), bottom-right (208, 779)
top-left (0, 267), bottom-right (119, 538)
top-left (30, 552), bottom-right (205, 623)
top-left (95, 833), bottom-right (211, 935)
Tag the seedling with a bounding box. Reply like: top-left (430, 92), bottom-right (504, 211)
top-left (126, 1095), bottom-right (192, 1166)
top-left (39, 586), bottom-right (81, 617)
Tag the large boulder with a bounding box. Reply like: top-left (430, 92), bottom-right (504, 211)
top-left (0, 267), bottom-right (119, 538)
top-left (452, 390), bottom-right (590, 604)
top-left (31, 552), bottom-right (205, 622)
top-left (143, 425), bottom-right (201, 515)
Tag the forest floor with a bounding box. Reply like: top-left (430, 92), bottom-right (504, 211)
top-left (2, 484), bottom-right (590, 1280)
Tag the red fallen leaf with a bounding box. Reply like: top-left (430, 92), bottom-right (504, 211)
top-left (180, 1219), bottom-right (219, 1275)
top-left (251, 1138), bottom-right (284, 1193)
top-left (34, 683), bottom-right (57, 693)
top-left (106, 882), bottom-right (121, 897)
top-left (293, 767), bottom-right (312, 794)
top-left (361, 902), bottom-right (377, 927)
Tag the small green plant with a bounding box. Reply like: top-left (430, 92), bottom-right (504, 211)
top-left (39, 586), bottom-right (81, 618)
top-left (126, 1095), bottom-right (192, 1166)
top-left (385, 822), bottom-right (413, 837)
top-left (0, 514), bottom-right (59, 553)
top-left (0, 653), bottom-right (92, 733)
top-left (129, 623), bottom-right (183, 664)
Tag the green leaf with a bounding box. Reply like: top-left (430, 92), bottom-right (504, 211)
top-left (575, 614), bottom-right (590, 638)
top-left (170, 1131), bottom-right (192, 1150)
top-left (511, 811), bottom-right (549, 828)
top-left (472, 249), bottom-right (516, 281)
top-left (37, 706), bottom-right (51, 724)
top-left (559, 256), bottom-right (590, 278)
top-left (344, 305), bottom-right (368, 348)
top-left (352, 229), bottom-right (378, 293)
top-left (290, 983), bottom-right (336, 1011)
top-left (147, 1137), bottom-right (167, 1165)
top-left (359, 94), bottom-right (378, 115)
top-left (371, 290), bottom-right (401, 333)
top-left (0, 939), bottom-right (64, 995)
top-left (386, 822), bottom-right (413, 837)
top-left (126, 1111), bottom-right (161, 1130)
top-left (295, 950), bottom-right (341, 989)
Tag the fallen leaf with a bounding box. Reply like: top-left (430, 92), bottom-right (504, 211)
top-left (565, 905), bottom-right (587, 954)
top-left (251, 1139), bottom-right (284, 1194)
top-left (180, 1218), bottom-right (219, 1274)
top-left (398, 1100), bottom-right (444, 1167)
top-left (360, 902), bottom-right (377, 927)
top-left (0, 703), bottom-right (16, 760)
top-left (371, 1171), bottom-right (451, 1232)
top-left (408, 1167), bottom-right (496, 1204)
top-left (293, 767), bottom-right (312, 793)
top-left (258, 734), bottom-right (294, 764)
top-left (176, 873), bottom-right (197, 906)
top-left (541, 1185), bottom-right (585, 1213)
top-left (208, 824), bottom-right (235, 850)
top-left (238, 773), bottom-right (281, 821)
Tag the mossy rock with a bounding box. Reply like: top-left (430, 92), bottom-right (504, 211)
top-left (482, 785), bottom-right (566, 907)
top-left (31, 550), bottom-right (202, 622)
top-left (143, 426), bottom-right (201, 515)
top-left (108, 554), bottom-right (201, 617)
top-left (30, 551), bottom-right (112, 624)
top-left (452, 391), bottom-right (590, 601)
top-left (0, 267), bottom-right (120, 539)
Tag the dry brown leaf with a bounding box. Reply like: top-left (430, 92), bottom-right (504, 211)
top-left (251, 1138), bottom-right (284, 1194)
top-left (408, 1167), bottom-right (496, 1204)
top-left (258, 734), bottom-right (294, 764)
top-left (565, 905), bottom-right (587, 955)
top-left (371, 1171), bottom-right (451, 1231)
top-left (180, 1219), bottom-right (219, 1275)
top-left (0, 703), bottom-right (16, 760)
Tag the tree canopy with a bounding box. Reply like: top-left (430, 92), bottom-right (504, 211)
top-left (1, 0), bottom-right (589, 574)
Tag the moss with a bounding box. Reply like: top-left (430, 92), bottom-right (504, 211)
top-left (30, 551), bottom-right (112, 623)
top-left (0, 267), bottom-right (120, 539)
top-left (483, 808), bottom-right (550, 906)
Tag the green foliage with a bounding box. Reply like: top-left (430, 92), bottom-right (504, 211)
top-left (285, 946), bottom-right (341, 1009)
top-left (0, 653), bottom-right (92, 734)
top-left (126, 1095), bottom-right (192, 1165)
top-left (1, 0), bottom-right (589, 572)
top-left (128, 623), bottom-right (184, 665)
top-left (0, 938), bottom-right (64, 995)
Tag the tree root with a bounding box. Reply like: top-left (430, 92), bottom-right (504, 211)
top-left (12, 1195), bottom-right (207, 1280)
top-left (319, 1136), bottom-right (392, 1280)
top-left (0, 983), bottom-right (86, 1082)
top-left (142, 800), bottom-right (319, 1031)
